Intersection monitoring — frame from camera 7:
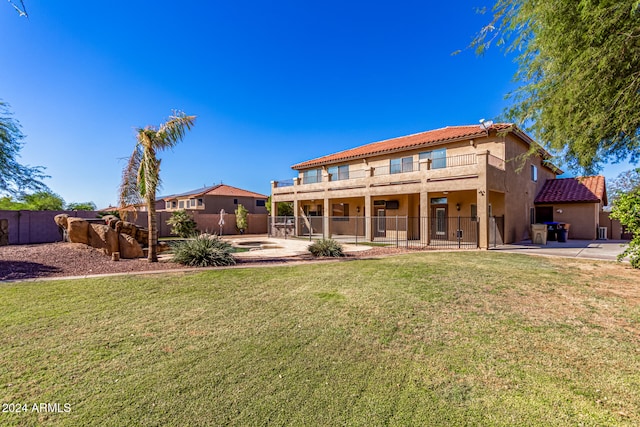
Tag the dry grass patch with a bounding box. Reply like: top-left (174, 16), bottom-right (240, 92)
top-left (0, 252), bottom-right (639, 425)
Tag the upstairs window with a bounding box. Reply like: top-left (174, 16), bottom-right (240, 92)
top-left (302, 169), bottom-right (322, 184)
top-left (328, 165), bottom-right (349, 181)
top-left (390, 156), bottom-right (413, 174)
top-left (420, 148), bottom-right (446, 169)
top-left (256, 199), bottom-right (266, 207)
top-left (197, 198), bottom-right (203, 207)
top-left (531, 165), bottom-right (538, 182)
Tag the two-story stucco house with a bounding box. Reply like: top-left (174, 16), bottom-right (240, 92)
top-left (271, 123), bottom-right (562, 249)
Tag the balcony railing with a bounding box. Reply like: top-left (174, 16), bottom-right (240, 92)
top-left (273, 152), bottom-right (501, 188)
top-left (488, 154), bottom-right (505, 170)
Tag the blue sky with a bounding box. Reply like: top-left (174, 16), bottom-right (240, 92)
top-left (1, 1), bottom-right (633, 208)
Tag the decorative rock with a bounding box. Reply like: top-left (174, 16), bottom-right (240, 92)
top-left (88, 223), bottom-right (119, 255)
top-left (135, 228), bottom-right (148, 246)
top-left (0, 218), bottom-right (8, 246)
top-left (54, 214), bottom-right (69, 229)
top-left (118, 233), bottom-right (144, 259)
top-left (67, 217), bottom-right (90, 245)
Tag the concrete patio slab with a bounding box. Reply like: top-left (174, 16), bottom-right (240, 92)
top-left (491, 239), bottom-right (630, 262)
top-left (226, 236), bottom-right (372, 258)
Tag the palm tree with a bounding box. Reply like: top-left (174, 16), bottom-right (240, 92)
top-left (119, 111), bottom-right (196, 262)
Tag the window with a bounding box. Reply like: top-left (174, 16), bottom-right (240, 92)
top-left (531, 165), bottom-right (538, 182)
top-left (420, 148), bottom-right (446, 169)
top-left (256, 199), bottom-right (266, 207)
top-left (197, 198), bottom-right (203, 207)
top-left (328, 165), bottom-right (349, 181)
top-left (165, 201), bottom-right (171, 210)
top-left (233, 198), bottom-right (238, 205)
top-left (471, 204), bottom-right (477, 221)
top-left (430, 197), bottom-right (448, 205)
top-left (302, 169), bottom-right (322, 184)
top-left (391, 156), bottom-right (413, 174)
top-left (178, 200), bottom-right (184, 209)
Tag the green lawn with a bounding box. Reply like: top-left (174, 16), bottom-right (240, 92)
top-left (1, 252), bottom-right (639, 426)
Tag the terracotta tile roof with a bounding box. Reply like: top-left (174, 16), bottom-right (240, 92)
top-left (534, 176), bottom-right (607, 204)
top-left (163, 184), bottom-right (267, 200)
top-left (292, 123), bottom-right (515, 170)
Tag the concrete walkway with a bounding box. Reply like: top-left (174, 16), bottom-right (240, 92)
top-left (491, 239), bottom-right (630, 262)
top-left (226, 236), bottom-right (372, 258)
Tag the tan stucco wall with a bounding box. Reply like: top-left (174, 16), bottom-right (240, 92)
top-left (500, 134), bottom-right (557, 243)
top-left (536, 203), bottom-right (598, 240)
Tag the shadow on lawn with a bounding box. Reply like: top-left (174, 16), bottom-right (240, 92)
top-left (0, 261), bottom-right (62, 281)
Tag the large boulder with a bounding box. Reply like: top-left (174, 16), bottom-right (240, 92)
top-left (67, 217), bottom-right (90, 245)
top-left (118, 233), bottom-right (144, 259)
top-left (135, 228), bottom-right (149, 246)
top-left (54, 214), bottom-right (69, 229)
top-left (88, 223), bottom-right (119, 255)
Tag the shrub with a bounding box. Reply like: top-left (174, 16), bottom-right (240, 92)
top-left (167, 209), bottom-right (197, 237)
top-left (235, 204), bottom-right (248, 234)
top-left (308, 239), bottom-right (344, 257)
top-left (171, 234), bottom-right (236, 267)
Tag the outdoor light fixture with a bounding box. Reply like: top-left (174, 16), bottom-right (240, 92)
top-left (556, 209), bottom-right (563, 214)
top-left (456, 203), bottom-right (461, 211)
top-left (356, 207), bottom-right (360, 213)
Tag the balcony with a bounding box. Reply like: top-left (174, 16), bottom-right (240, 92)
top-left (272, 152), bottom-right (503, 193)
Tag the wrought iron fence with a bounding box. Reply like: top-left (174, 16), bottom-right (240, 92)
top-left (268, 216), bottom-right (479, 249)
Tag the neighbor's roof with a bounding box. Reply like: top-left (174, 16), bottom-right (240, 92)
top-left (162, 184), bottom-right (267, 200)
top-left (291, 123), bottom-right (543, 170)
top-left (534, 176), bottom-right (607, 205)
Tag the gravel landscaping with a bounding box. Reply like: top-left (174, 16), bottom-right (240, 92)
top-left (0, 242), bottom-right (408, 281)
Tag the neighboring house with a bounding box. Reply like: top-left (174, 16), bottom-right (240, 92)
top-left (271, 123), bottom-right (561, 249)
top-left (162, 184), bottom-right (268, 215)
top-left (534, 176), bottom-right (608, 240)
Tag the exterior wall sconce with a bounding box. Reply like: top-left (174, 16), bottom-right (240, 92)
top-left (556, 209), bottom-right (563, 214)
top-left (356, 206), bottom-right (360, 213)
top-left (456, 203), bottom-right (461, 211)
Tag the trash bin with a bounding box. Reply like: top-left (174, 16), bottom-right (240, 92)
top-left (531, 224), bottom-right (548, 245)
top-left (545, 222), bottom-right (559, 241)
top-left (557, 223), bottom-right (570, 242)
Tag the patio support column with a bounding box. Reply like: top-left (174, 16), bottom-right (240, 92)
top-left (364, 194), bottom-right (372, 241)
top-left (477, 150), bottom-right (490, 249)
top-left (323, 198), bottom-right (330, 239)
top-left (420, 189), bottom-right (430, 245)
top-left (293, 199), bottom-right (299, 236)
top-left (270, 181), bottom-right (277, 237)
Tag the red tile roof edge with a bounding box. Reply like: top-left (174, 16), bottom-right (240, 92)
top-left (534, 176), bottom-right (607, 205)
top-left (290, 123), bottom-right (551, 170)
top-left (162, 184), bottom-right (267, 201)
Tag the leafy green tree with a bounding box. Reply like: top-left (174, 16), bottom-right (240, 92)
top-left (66, 202), bottom-right (97, 211)
top-left (235, 204), bottom-right (248, 234)
top-left (266, 196), bottom-right (294, 216)
top-left (610, 188), bottom-right (640, 268)
top-left (470, 1), bottom-right (640, 172)
top-left (0, 101), bottom-right (48, 195)
top-left (119, 111), bottom-right (196, 262)
top-left (0, 196), bottom-right (23, 210)
top-left (22, 191), bottom-right (64, 210)
top-left (166, 209), bottom-right (197, 237)
top-left (0, 191), bottom-right (64, 210)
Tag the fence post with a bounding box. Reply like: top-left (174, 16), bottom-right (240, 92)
top-left (457, 216), bottom-right (461, 249)
top-left (355, 216), bottom-right (358, 246)
top-left (405, 216), bottom-right (409, 248)
top-left (395, 215), bottom-right (398, 248)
